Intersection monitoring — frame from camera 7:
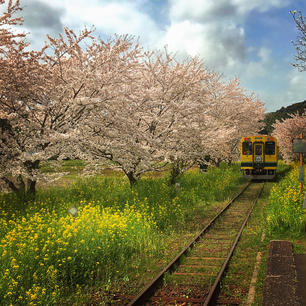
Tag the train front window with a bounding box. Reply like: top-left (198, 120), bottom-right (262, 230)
top-left (242, 142), bottom-right (252, 155)
top-left (255, 145), bottom-right (262, 155)
top-left (265, 141), bottom-right (275, 155)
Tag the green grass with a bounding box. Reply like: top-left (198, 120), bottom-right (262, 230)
top-left (0, 163), bottom-right (245, 306)
top-left (220, 182), bottom-right (273, 305)
top-left (266, 162), bottom-right (305, 237)
top-left (220, 163), bottom-right (306, 306)
top-left (2, 160), bottom-right (305, 305)
top-left (39, 160), bottom-right (86, 174)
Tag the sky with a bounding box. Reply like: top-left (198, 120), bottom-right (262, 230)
top-left (5, 0), bottom-right (306, 112)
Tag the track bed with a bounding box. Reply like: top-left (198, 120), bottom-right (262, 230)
top-left (127, 182), bottom-right (264, 306)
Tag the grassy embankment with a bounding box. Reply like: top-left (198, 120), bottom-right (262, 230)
top-left (0, 161), bottom-right (245, 306)
top-left (220, 161), bottom-right (306, 305)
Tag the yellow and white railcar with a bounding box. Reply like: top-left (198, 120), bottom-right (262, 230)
top-left (240, 135), bottom-right (278, 180)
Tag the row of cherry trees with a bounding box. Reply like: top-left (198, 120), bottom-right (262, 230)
top-left (0, 0), bottom-right (265, 198)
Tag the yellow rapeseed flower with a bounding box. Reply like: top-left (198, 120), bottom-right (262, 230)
top-left (31, 294), bottom-right (36, 300)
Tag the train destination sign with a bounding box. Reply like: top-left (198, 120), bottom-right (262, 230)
top-left (293, 138), bottom-right (306, 153)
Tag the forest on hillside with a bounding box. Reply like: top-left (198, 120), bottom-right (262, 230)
top-left (261, 100), bottom-right (306, 134)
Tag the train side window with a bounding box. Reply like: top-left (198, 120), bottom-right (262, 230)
top-left (265, 142), bottom-right (275, 155)
top-left (242, 142), bottom-right (252, 155)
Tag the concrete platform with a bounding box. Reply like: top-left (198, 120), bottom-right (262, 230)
top-left (262, 240), bottom-right (305, 306)
top-left (294, 254), bottom-right (306, 306)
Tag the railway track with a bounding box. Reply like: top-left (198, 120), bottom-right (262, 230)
top-left (126, 181), bottom-right (265, 306)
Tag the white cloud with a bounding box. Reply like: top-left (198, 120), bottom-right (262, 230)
top-left (286, 70), bottom-right (306, 102)
top-left (163, 0), bottom-right (247, 70)
top-left (169, 0), bottom-right (240, 22)
top-left (245, 62), bottom-right (267, 79)
top-left (80, 2), bottom-right (162, 43)
top-left (21, 0), bottom-right (291, 69)
top-left (36, 0), bottom-right (163, 48)
top-left (240, 67), bottom-right (306, 112)
top-left (232, 0), bottom-right (290, 14)
top-left (168, 0), bottom-right (290, 21)
top-left (243, 47), bottom-right (272, 79)
top-left (160, 21), bottom-right (207, 58)
top-left (163, 0), bottom-right (293, 72)
top-left (258, 47), bottom-right (272, 63)
top-left (162, 0), bottom-right (304, 111)
top-left (4, 0), bottom-right (303, 111)
top-left (160, 20), bottom-right (245, 69)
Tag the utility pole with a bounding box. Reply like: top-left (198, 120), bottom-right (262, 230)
top-left (300, 133), bottom-right (304, 193)
top-left (294, 134), bottom-right (305, 193)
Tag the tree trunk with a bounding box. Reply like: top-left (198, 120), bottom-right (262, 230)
top-left (1, 160), bottom-right (40, 203)
top-left (1, 175), bottom-right (34, 202)
top-left (215, 158), bottom-right (222, 167)
top-left (126, 171), bottom-right (138, 188)
top-left (26, 178), bottom-right (37, 201)
top-left (169, 161), bottom-right (181, 185)
top-left (16, 174), bottom-right (26, 201)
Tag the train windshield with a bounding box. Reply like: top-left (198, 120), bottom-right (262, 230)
top-left (265, 141), bottom-right (275, 155)
top-left (255, 145), bottom-right (262, 155)
top-left (242, 142), bottom-right (252, 155)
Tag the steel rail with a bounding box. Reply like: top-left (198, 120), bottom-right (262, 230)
top-left (126, 181), bottom-right (252, 306)
top-left (203, 182), bottom-right (265, 306)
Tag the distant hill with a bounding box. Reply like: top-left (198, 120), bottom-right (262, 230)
top-left (260, 100), bottom-right (306, 135)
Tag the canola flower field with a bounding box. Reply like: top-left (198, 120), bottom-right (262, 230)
top-left (266, 163), bottom-right (306, 236)
top-left (0, 163), bottom-right (244, 306)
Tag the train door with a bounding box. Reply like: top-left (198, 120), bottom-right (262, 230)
top-left (253, 142), bottom-right (264, 167)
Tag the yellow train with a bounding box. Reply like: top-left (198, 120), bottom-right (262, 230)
top-left (240, 135), bottom-right (278, 180)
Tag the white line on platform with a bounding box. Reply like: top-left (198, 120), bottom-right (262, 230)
top-left (246, 231), bottom-right (265, 306)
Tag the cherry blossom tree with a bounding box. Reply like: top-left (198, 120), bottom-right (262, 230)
top-left (77, 48), bottom-right (266, 186)
top-left (0, 23), bottom-right (93, 198)
top-left (272, 111), bottom-right (306, 162)
top-left (161, 69), bottom-right (222, 183)
top-left (0, 0), bottom-right (46, 198)
top-left (77, 49), bottom-right (215, 186)
top-left (0, 0), bottom-right (140, 199)
top-left (74, 42), bottom-right (159, 187)
top-left (201, 77), bottom-right (265, 167)
top-left (141, 52), bottom-right (221, 184)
